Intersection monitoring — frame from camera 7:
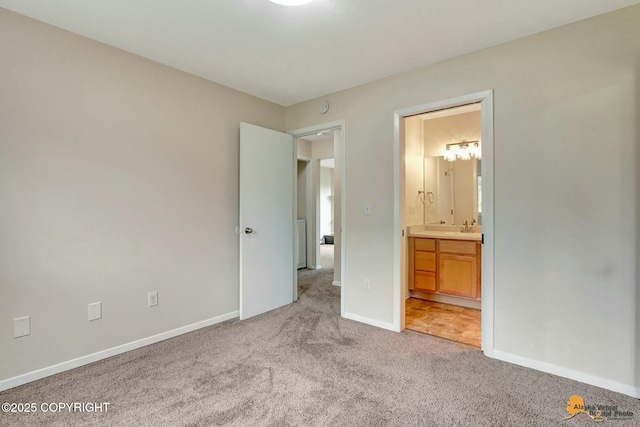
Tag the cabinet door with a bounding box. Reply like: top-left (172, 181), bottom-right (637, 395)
top-left (415, 251), bottom-right (436, 272)
top-left (415, 238), bottom-right (436, 251)
top-left (439, 254), bottom-right (478, 299)
top-left (415, 271), bottom-right (437, 292)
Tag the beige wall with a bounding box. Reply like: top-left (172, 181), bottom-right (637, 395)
top-left (311, 138), bottom-right (334, 159)
top-left (286, 6), bottom-right (640, 394)
top-left (297, 138), bottom-right (312, 159)
top-left (0, 9), bottom-right (285, 381)
top-left (423, 111), bottom-right (481, 158)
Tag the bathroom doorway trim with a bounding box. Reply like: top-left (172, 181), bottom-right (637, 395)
top-left (393, 90), bottom-right (494, 356)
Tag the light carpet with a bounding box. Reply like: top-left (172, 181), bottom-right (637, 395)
top-left (1, 264), bottom-right (638, 426)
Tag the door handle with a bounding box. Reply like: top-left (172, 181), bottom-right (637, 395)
top-left (244, 227), bottom-right (254, 234)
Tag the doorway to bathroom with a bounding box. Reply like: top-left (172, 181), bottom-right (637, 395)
top-left (406, 103), bottom-right (482, 347)
top-left (393, 91), bottom-right (494, 354)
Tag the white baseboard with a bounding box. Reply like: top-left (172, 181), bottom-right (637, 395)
top-left (491, 350), bottom-right (640, 398)
top-left (410, 290), bottom-right (481, 310)
top-left (332, 281), bottom-right (341, 287)
top-left (0, 311), bottom-right (239, 392)
top-left (343, 312), bottom-right (398, 332)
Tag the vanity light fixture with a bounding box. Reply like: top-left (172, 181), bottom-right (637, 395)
top-left (444, 145), bottom-right (457, 162)
top-left (458, 147), bottom-right (472, 161)
top-left (444, 141), bottom-right (481, 161)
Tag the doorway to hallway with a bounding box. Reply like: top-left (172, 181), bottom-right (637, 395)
top-left (290, 120), bottom-right (346, 315)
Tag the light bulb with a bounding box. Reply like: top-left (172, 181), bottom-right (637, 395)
top-left (444, 146), bottom-right (457, 162)
top-left (458, 147), bottom-right (471, 161)
top-left (474, 142), bottom-right (482, 159)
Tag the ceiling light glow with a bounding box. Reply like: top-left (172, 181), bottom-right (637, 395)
top-left (269, 0), bottom-right (315, 6)
top-left (444, 141), bottom-right (481, 162)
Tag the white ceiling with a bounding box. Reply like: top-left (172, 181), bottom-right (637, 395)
top-left (1, 0), bottom-right (639, 106)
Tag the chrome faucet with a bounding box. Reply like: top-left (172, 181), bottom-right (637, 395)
top-left (460, 220), bottom-right (473, 233)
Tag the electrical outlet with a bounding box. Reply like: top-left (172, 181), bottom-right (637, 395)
top-left (148, 291), bottom-right (158, 307)
top-left (13, 316), bottom-right (31, 338)
top-left (364, 279), bottom-right (371, 292)
top-left (88, 302), bottom-right (102, 321)
top-left (409, 204), bottom-right (415, 215)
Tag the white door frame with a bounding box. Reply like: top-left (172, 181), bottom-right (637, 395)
top-left (393, 91), bottom-right (494, 356)
top-left (289, 120), bottom-right (346, 317)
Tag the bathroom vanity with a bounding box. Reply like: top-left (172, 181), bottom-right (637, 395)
top-left (408, 226), bottom-right (481, 305)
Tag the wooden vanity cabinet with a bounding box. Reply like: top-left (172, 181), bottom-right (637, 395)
top-left (439, 240), bottom-right (479, 299)
top-left (408, 238), bottom-right (436, 292)
top-left (409, 237), bottom-right (481, 300)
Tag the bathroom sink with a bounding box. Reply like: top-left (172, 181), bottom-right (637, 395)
top-left (408, 225), bottom-right (482, 240)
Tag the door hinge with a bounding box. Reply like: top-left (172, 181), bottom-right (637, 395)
top-left (482, 233), bottom-right (484, 244)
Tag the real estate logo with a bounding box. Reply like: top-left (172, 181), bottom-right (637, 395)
top-left (564, 395), bottom-right (634, 423)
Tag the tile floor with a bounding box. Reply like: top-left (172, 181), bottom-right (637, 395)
top-left (405, 297), bottom-right (481, 348)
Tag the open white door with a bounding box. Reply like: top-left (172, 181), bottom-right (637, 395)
top-left (239, 123), bottom-right (295, 320)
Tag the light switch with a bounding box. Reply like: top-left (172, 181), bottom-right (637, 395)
top-left (148, 291), bottom-right (158, 307)
top-left (88, 302), bottom-right (102, 321)
top-left (13, 316), bottom-right (31, 338)
top-left (364, 203), bottom-right (371, 215)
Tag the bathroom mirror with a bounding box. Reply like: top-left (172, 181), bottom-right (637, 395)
top-left (419, 103), bottom-right (482, 226)
top-left (423, 156), bottom-right (481, 225)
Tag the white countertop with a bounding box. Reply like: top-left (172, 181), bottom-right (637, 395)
top-left (408, 230), bottom-right (482, 241)
top-left (407, 225), bottom-right (482, 241)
